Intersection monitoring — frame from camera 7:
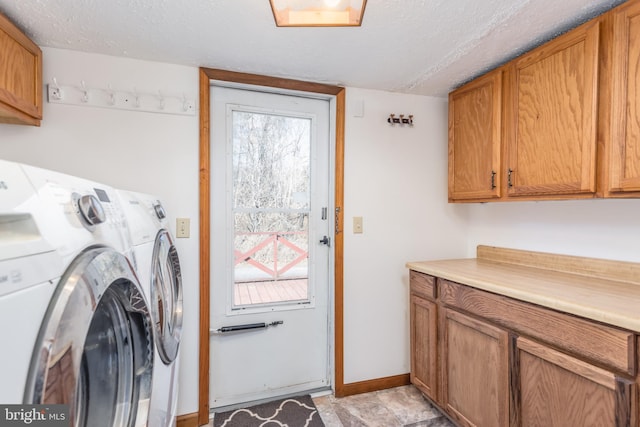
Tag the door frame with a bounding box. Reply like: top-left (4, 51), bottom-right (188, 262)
top-left (198, 68), bottom-right (345, 425)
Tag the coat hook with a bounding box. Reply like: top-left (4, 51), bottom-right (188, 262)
top-left (132, 87), bottom-right (140, 108)
top-left (158, 90), bottom-right (165, 110)
top-left (106, 84), bottom-right (116, 106)
top-left (182, 93), bottom-right (189, 112)
top-left (388, 113), bottom-right (413, 126)
top-left (50, 77), bottom-right (63, 100)
top-left (80, 80), bottom-right (89, 103)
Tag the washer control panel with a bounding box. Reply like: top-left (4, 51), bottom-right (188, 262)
top-left (75, 193), bottom-right (106, 230)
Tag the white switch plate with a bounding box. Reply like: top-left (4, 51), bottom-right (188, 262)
top-left (176, 218), bottom-right (190, 238)
top-left (353, 216), bottom-right (363, 234)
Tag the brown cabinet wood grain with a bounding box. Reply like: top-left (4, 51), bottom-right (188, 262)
top-left (609, 0), bottom-right (640, 194)
top-left (410, 270), bottom-right (436, 300)
top-left (409, 264), bottom-right (639, 427)
top-left (441, 309), bottom-right (509, 427)
top-left (515, 337), bottom-right (633, 427)
top-left (448, 69), bottom-right (503, 201)
top-left (438, 278), bottom-right (636, 375)
top-left (410, 294), bottom-right (437, 401)
top-left (506, 19), bottom-right (600, 197)
top-left (0, 12), bottom-right (42, 126)
top-left (447, 0), bottom-right (640, 202)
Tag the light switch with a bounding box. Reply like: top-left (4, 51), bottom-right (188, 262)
top-left (176, 218), bottom-right (190, 238)
top-left (353, 216), bottom-right (363, 234)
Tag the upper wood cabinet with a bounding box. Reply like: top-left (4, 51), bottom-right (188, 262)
top-left (0, 12), bottom-right (42, 126)
top-left (448, 0), bottom-right (640, 202)
top-left (506, 20), bottom-right (600, 197)
top-left (609, 1), bottom-right (640, 194)
top-left (448, 69), bottom-right (503, 201)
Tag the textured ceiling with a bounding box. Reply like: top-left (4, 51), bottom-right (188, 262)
top-left (0, 0), bottom-right (627, 96)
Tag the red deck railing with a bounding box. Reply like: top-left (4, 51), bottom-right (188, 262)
top-left (234, 231), bottom-right (308, 281)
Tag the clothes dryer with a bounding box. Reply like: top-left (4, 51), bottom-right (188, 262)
top-left (0, 160), bottom-right (154, 427)
top-left (116, 190), bottom-right (183, 427)
top-left (0, 160), bottom-right (63, 406)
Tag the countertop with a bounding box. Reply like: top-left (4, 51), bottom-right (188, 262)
top-left (407, 246), bottom-right (640, 333)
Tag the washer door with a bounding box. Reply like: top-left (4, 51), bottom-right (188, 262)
top-left (24, 247), bottom-right (153, 427)
top-left (150, 229), bottom-right (183, 364)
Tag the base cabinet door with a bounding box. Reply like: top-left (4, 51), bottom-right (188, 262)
top-left (515, 337), bottom-right (633, 427)
top-left (442, 309), bottom-right (509, 427)
top-left (410, 294), bottom-right (438, 401)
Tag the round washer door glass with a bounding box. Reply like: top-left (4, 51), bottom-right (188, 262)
top-left (151, 229), bottom-right (183, 364)
top-left (24, 247), bottom-right (154, 427)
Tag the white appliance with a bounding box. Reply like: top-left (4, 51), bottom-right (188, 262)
top-left (116, 190), bottom-right (183, 427)
top-left (0, 160), bottom-right (154, 427)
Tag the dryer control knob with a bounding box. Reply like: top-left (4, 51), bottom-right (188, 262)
top-left (78, 194), bottom-right (106, 229)
top-left (154, 202), bottom-right (167, 220)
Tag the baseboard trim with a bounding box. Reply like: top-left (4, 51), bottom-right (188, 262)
top-left (176, 412), bottom-right (200, 427)
top-left (178, 374), bottom-right (410, 425)
top-left (336, 373), bottom-right (411, 398)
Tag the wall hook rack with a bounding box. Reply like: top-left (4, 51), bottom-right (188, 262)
top-left (49, 78), bottom-right (63, 101)
top-left (46, 78), bottom-right (196, 116)
top-left (387, 114), bottom-right (414, 126)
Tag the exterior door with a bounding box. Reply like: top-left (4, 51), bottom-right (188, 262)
top-left (209, 85), bottom-right (332, 408)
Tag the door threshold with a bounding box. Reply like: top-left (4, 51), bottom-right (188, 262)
top-left (210, 386), bottom-right (332, 415)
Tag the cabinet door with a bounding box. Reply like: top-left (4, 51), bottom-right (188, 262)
top-left (448, 69), bottom-right (502, 201)
top-left (610, 1), bottom-right (640, 193)
top-left (0, 12), bottom-right (42, 126)
top-left (442, 309), bottom-right (509, 427)
top-left (507, 20), bottom-right (599, 197)
top-left (410, 294), bottom-right (437, 401)
top-left (515, 337), bottom-right (633, 427)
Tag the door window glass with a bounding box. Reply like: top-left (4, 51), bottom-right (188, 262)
top-left (231, 111), bottom-right (311, 307)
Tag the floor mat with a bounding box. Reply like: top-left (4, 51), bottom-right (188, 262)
top-left (213, 395), bottom-right (325, 427)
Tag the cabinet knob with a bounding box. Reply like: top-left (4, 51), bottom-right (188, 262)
top-left (508, 169), bottom-right (514, 188)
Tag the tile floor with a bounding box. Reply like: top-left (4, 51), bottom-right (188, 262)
top-left (312, 385), bottom-right (455, 427)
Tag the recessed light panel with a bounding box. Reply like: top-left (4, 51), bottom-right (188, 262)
top-left (269, 0), bottom-right (367, 27)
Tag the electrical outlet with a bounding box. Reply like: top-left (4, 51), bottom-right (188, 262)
top-left (176, 218), bottom-right (190, 238)
top-left (353, 216), bottom-right (363, 234)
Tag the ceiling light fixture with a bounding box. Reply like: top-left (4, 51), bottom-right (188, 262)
top-left (269, 0), bottom-right (367, 27)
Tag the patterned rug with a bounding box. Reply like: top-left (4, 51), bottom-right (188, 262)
top-left (213, 395), bottom-right (325, 427)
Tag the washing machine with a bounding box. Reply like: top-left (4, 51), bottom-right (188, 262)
top-left (116, 189), bottom-right (183, 427)
top-left (0, 159), bottom-right (154, 427)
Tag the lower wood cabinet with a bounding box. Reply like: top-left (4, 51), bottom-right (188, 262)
top-left (515, 337), bottom-right (633, 427)
top-left (442, 309), bottom-right (509, 427)
top-left (410, 294), bottom-right (437, 401)
top-left (408, 270), bottom-right (638, 427)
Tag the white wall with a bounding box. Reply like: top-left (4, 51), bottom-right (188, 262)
top-left (465, 198), bottom-right (640, 262)
top-left (7, 46), bottom-right (636, 416)
top-left (0, 48), bottom-right (201, 415)
top-left (342, 88), bottom-right (469, 383)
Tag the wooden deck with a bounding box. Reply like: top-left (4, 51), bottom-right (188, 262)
top-left (234, 278), bottom-right (309, 305)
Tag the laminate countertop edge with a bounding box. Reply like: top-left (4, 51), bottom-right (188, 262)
top-left (407, 257), bottom-right (640, 333)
